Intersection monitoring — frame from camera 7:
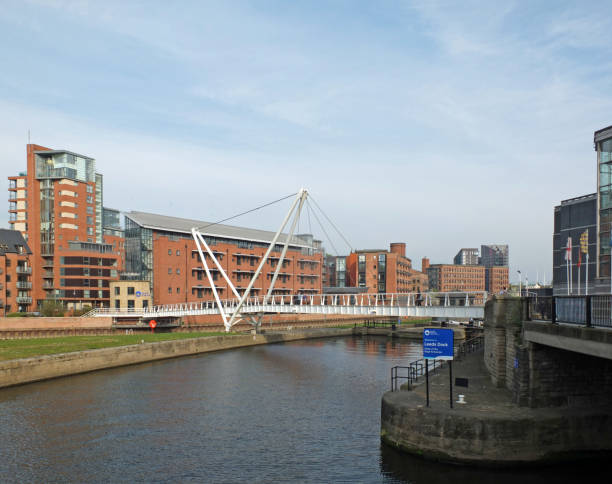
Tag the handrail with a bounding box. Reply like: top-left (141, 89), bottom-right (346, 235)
top-left (82, 291), bottom-right (488, 317)
top-left (391, 335), bottom-right (483, 391)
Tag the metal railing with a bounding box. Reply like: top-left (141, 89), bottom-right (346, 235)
top-left (526, 295), bottom-right (612, 328)
top-left (390, 335), bottom-right (483, 391)
top-left (16, 266), bottom-right (32, 274)
top-left (85, 291), bottom-right (487, 317)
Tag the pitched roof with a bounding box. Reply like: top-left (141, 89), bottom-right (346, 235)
top-left (0, 229), bottom-right (31, 256)
top-left (125, 211), bottom-right (313, 248)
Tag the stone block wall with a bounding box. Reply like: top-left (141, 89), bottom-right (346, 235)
top-left (484, 296), bottom-right (522, 389)
top-left (527, 342), bottom-right (612, 407)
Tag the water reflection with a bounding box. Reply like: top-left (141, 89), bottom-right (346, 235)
top-left (0, 335), bottom-right (600, 483)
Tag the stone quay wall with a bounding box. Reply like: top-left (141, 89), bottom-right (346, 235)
top-left (381, 392), bottom-right (612, 466)
top-left (0, 328), bottom-right (353, 389)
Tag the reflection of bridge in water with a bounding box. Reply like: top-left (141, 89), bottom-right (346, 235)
top-left (89, 291), bottom-right (486, 325)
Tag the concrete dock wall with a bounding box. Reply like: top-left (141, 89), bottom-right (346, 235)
top-left (0, 328), bottom-right (352, 389)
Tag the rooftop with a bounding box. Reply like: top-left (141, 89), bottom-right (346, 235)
top-left (0, 229), bottom-right (32, 256)
top-left (126, 211), bottom-right (314, 249)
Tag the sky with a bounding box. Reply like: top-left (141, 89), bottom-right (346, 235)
top-left (1, 0), bottom-right (611, 284)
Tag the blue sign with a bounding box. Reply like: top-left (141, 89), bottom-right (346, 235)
top-left (423, 328), bottom-right (454, 360)
top-left (135, 291), bottom-right (142, 297)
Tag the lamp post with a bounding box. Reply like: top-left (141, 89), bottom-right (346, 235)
top-left (517, 270), bottom-right (522, 297)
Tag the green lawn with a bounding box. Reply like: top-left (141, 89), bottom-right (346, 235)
top-left (0, 332), bottom-right (229, 362)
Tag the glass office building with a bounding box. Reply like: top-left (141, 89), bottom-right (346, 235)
top-left (597, 125), bottom-right (612, 279)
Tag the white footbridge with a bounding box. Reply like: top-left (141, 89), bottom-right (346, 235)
top-left (87, 189), bottom-right (486, 330)
top-left (90, 291), bottom-right (486, 325)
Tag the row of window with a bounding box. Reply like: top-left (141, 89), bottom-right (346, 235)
top-left (114, 299), bottom-right (149, 309)
top-left (113, 286), bottom-right (141, 295)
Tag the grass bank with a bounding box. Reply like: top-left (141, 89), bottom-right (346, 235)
top-left (0, 332), bottom-right (228, 361)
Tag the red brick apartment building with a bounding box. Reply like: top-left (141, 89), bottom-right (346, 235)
top-left (0, 229), bottom-right (32, 315)
top-left (8, 144), bottom-right (124, 310)
top-left (344, 243), bottom-right (428, 294)
top-left (426, 263), bottom-right (508, 293)
top-left (124, 212), bottom-right (323, 305)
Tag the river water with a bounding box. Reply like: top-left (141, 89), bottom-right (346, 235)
top-left (0, 335), bottom-right (603, 483)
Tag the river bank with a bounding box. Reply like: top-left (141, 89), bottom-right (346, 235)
top-left (0, 327), bottom-right (352, 389)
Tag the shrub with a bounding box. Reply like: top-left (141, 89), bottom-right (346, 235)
top-left (41, 300), bottom-right (66, 317)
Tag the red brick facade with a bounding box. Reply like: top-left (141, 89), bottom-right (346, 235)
top-left (138, 228), bottom-right (322, 306)
top-left (8, 144), bottom-right (123, 309)
top-left (345, 244), bottom-right (428, 294)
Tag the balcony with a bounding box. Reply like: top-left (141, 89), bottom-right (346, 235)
top-left (42, 260), bottom-right (54, 268)
top-left (43, 281), bottom-right (55, 289)
top-left (43, 271), bottom-right (54, 278)
top-left (17, 281), bottom-right (32, 290)
top-left (16, 266), bottom-right (32, 274)
top-left (17, 296), bottom-right (32, 304)
top-left (0, 300), bottom-right (4, 307)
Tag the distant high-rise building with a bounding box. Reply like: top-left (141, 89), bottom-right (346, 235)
top-left (480, 244), bottom-right (509, 267)
top-left (453, 248), bottom-right (479, 265)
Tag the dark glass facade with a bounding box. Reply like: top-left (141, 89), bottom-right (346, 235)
top-left (552, 194), bottom-right (597, 295)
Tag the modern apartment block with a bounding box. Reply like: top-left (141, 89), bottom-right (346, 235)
top-left (0, 229), bottom-right (32, 315)
top-left (427, 264), bottom-right (486, 292)
top-left (480, 244), bottom-right (509, 267)
top-left (124, 211), bottom-right (323, 305)
top-left (7, 144), bottom-right (124, 309)
top-left (427, 263), bottom-right (508, 293)
top-left (453, 248), bottom-right (479, 265)
top-left (345, 243), bottom-right (428, 294)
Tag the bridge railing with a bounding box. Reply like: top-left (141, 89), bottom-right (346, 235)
top-left (85, 291), bottom-right (488, 317)
top-left (526, 295), bottom-right (612, 329)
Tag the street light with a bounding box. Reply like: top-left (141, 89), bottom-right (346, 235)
top-left (517, 270), bottom-right (522, 297)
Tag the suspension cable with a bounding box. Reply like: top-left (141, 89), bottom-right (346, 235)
top-left (308, 195), bottom-right (353, 252)
top-left (306, 199), bottom-right (339, 256)
top-left (195, 192), bottom-right (298, 232)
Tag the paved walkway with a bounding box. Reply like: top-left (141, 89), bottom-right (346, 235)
top-left (398, 349), bottom-right (602, 419)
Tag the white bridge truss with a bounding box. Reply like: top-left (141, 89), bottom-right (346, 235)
top-left (90, 291), bottom-right (486, 322)
top-left (90, 189), bottom-right (486, 328)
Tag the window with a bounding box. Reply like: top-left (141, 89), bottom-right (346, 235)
top-left (176, 249), bottom-right (180, 256)
top-left (127, 286), bottom-right (135, 295)
top-left (115, 300), bottom-right (120, 309)
top-left (143, 300), bottom-right (149, 309)
top-left (176, 268), bottom-right (180, 275)
top-left (176, 287), bottom-right (180, 294)
top-left (168, 268), bottom-right (172, 274)
top-left (127, 300), bottom-right (135, 309)
top-left (86, 185), bottom-right (93, 193)
top-left (168, 287), bottom-right (172, 294)
top-left (168, 249), bottom-right (172, 255)
top-left (87, 206), bottom-right (93, 215)
top-left (114, 287), bottom-right (120, 295)
top-left (87, 195), bottom-right (93, 203)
